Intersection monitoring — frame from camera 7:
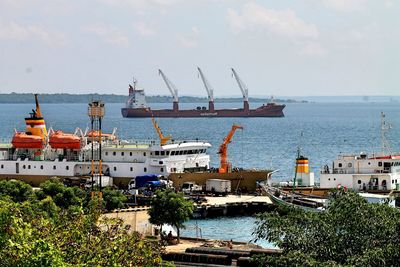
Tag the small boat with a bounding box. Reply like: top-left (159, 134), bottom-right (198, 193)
top-left (49, 131), bottom-right (81, 150)
top-left (86, 130), bottom-right (116, 141)
top-left (266, 187), bottom-right (326, 212)
top-left (12, 132), bottom-right (43, 149)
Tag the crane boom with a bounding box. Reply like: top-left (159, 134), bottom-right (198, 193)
top-left (151, 117), bottom-right (172, 146)
top-left (197, 67), bottom-right (214, 101)
top-left (158, 69), bottom-right (179, 102)
top-left (218, 124), bottom-right (243, 174)
top-left (231, 68), bottom-right (249, 102)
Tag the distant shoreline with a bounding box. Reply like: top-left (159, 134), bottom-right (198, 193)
top-left (0, 93), bottom-right (304, 104)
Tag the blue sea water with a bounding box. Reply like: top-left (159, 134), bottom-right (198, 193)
top-left (1, 101), bottom-right (399, 247)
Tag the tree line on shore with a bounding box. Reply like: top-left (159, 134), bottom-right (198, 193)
top-left (0, 93), bottom-right (301, 104)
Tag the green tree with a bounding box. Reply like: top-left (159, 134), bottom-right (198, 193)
top-left (253, 190), bottom-right (400, 266)
top-left (0, 195), bottom-right (164, 266)
top-left (149, 189), bottom-right (193, 242)
top-left (101, 187), bottom-right (127, 211)
top-left (37, 178), bottom-right (85, 209)
top-left (0, 180), bottom-right (35, 202)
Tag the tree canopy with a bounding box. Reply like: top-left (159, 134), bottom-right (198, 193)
top-left (149, 189), bottom-right (193, 242)
top-left (0, 180), bottom-right (164, 266)
top-left (253, 190), bottom-right (400, 266)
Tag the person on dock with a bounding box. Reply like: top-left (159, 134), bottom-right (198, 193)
top-left (227, 239), bottom-right (233, 249)
top-left (167, 231), bottom-right (173, 241)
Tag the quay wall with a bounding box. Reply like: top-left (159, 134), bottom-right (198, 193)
top-left (103, 207), bottom-right (154, 236)
top-left (169, 170), bottom-right (270, 193)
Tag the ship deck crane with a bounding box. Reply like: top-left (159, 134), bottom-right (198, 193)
top-left (151, 117), bottom-right (172, 145)
top-left (197, 67), bottom-right (215, 111)
top-left (158, 69), bottom-right (179, 112)
top-left (231, 68), bottom-right (249, 111)
top-left (218, 124), bottom-right (243, 174)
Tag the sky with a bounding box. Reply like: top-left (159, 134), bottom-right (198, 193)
top-left (0, 0), bottom-right (399, 97)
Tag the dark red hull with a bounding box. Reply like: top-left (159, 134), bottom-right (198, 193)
top-left (121, 103), bottom-right (285, 118)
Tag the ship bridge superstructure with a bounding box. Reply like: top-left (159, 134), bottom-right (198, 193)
top-left (320, 152), bottom-right (400, 191)
top-left (125, 78), bottom-right (147, 109)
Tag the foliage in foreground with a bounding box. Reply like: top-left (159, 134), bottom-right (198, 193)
top-left (149, 189), bottom-right (194, 242)
top-left (253, 190), bottom-right (400, 266)
top-left (0, 180), bottom-right (163, 266)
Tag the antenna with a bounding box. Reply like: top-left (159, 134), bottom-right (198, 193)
top-left (381, 112), bottom-right (392, 155)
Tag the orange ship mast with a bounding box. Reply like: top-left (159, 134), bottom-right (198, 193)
top-left (151, 117), bottom-right (172, 145)
top-left (218, 124), bottom-right (243, 174)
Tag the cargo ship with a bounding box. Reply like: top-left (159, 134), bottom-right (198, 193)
top-left (121, 68), bottom-right (285, 118)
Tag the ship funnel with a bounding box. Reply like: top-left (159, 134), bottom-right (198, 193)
top-left (295, 156), bottom-right (314, 186)
top-left (25, 94), bottom-right (47, 140)
top-left (296, 156), bottom-right (309, 174)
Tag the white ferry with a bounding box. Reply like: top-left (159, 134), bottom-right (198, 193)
top-left (0, 95), bottom-right (211, 186)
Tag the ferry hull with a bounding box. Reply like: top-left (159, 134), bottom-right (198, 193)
top-left (0, 174), bottom-right (136, 187)
top-left (121, 104), bottom-right (285, 118)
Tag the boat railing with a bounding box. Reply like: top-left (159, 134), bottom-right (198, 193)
top-left (111, 139), bottom-right (210, 147)
top-left (0, 138), bottom-right (12, 144)
top-left (322, 167), bottom-right (393, 175)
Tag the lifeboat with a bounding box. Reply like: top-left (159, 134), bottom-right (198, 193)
top-left (86, 130), bottom-right (116, 141)
top-left (49, 130), bottom-right (81, 149)
top-left (12, 132), bottom-right (44, 149)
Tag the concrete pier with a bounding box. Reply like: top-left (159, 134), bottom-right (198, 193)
top-left (193, 194), bottom-right (273, 218)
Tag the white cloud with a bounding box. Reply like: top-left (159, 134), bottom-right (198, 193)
top-left (178, 27), bottom-right (200, 48)
top-left (301, 41), bottom-right (327, 57)
top-left (0, 22), bottom-right (67, 47)
top-left (227, 3), bottom-right (319, 39)
top-left (384, 0), bottom-right (394, 8)
top-left (178, 36), bottom-right (197, 48)
top-left (133, 22), bottom-right (156, 37)
top-left (86, 25), bottom-right (130, 46)
top-left (101, 0), bottom-right (182, 14)
top-left (322, 0), bottom-right (366, 12)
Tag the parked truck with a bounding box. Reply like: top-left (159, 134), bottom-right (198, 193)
top-left (181, 182), bottom-right (203, 194)
top-left (85, 175), bottom-right (114, 189)
top-left (127, 174), bottom-right (172, 195)
top-left (206, 179), bottom-right (231, 196)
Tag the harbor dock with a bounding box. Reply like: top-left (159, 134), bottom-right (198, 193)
top-left (193, 194), bottom-right (273, 218)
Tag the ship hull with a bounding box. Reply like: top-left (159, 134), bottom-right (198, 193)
top-left (121, 104), bottom-right (285, 118)
top-left (168, 170), bottom-right (271, 193)
top-left (0, 174), bottom-right (137, 187)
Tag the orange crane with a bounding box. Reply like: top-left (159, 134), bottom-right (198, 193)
top-left (218, 124), bottom-right (243, 173)
top-left (151, 117), bottom-right (172, 145)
